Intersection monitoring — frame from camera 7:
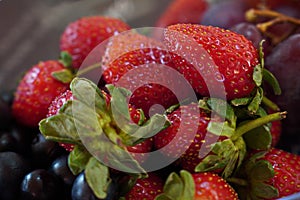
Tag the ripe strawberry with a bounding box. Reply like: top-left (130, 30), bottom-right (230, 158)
top-left (155, 0), bottom-right (208, 28)
top-left (192, 172), bottom-right (239, 199)
top-left (60, 16), bottom-right (131, 69)
top-left (244, 0), bottom-right (300, 9)
top-left (156, 170), bottom-right (239, 200)
top-left (101, 31), bottom-right (191, 117)
top-left (270, 115), bottom-right (282, 147)
top-left (47, 88), bottom-right (152, 163)
top-left (12, 60), bottom-right (69, 127)
top-left (235, 148), bottom-right (300, 199)
top-left (153, 102), bottom-right (223, 172)
top-left (263, 148), bottom-right (300, 199)
top-left (124, 173), bottom-right (164, 200)
top-left (164, 24), bottom-right (260, 100)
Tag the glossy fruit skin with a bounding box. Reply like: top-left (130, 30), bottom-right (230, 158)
top-left (71, 172), bottom-right (118, 200)
top-left (201, 0), bottom-right (248, 29)
top-left (165, 24), bottom-right (259, 100)
top-left (60, 16), bottom-right (131, 69)
top-left (31, 133), bottom-right (66, 168)
top-left (265, 34), bottom-right (300, 136)
top-left (192, 172), bottom-right (239, 199)
top-left (0, 151), bottom-right (31, 200)
top-left (154, 103), bottom-right (221, 172)
top-left (20, 169), bottom-right (64, 200)
top-left (101, 31), bottom-right (181, 117)
top-left (12, 60), bottom-right (69, 127)
top-left (270, 117), bottom-right (282, 147)
top-left (155, 0), bottom-right (208, 28)
top-left (262, 148), bottom-right (300, 199)
top-left (125, 173), bottom-right (164, 200)
top-left (49, 154), bottom-right (76, 188)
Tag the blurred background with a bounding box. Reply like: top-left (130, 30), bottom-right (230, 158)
top-left (0, 0), bottom-right (171, 91)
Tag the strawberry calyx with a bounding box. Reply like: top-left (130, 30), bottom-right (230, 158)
top-left (230, 151), bottom-right (279, 199)
top-left (39, 77), bottom-right (169, 199)
top-left (155, 170), bottom-right (195, 200)
top-left (194, 97), bottom-right (286, 179)
top-left (52, 51), bottom-right (76, 84)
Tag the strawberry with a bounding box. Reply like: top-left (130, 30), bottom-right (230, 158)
top-left (101, 31), bottom-right (191, 117)
top-left (244, 0), bottom-right (300, 9)
top-left (12, 60), bottom-right (69, 127)
top-left (233, 148), bottom-right (300, 199)
top-left (156, 170), bottom-right (239, 200)
top-left (60, 16), bottom-right (131, 69)
top-left (155, 0), bottom-right (208, 28)
top-left (164, 24), bottom-right (260, 100)
top-left (47, 88), bottom-right (152, 164)
top-left (270, 115), bottom-right (282, 147)
top-left (263, 148), bottom-right (300, 199)
top-left (153, 102), bottom-right (214, 172)
top-left (154, 99), bottom-right (286, 177)
top-left (124, 173), bottom-right (164, 200)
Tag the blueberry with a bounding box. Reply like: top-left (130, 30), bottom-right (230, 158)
top-left (0, 151), bottom-right (31, 199)
top-left (50, 154), bottom-right (75, 186)
top-left (31, 133), bottom-right (66, 168)
top-left (20, 169), bottom-right (64, 200)
top-left (71, 172), bottom-right (119, 200)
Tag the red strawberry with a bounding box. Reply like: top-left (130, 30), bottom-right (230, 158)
top-left (60, 16), bottom-right (131, 69)
top-left (12, 60), bottom-right (69, 127)
top-left (244, 0), bottom-right (300, 9)
top-left (270, 115), bottom-right (282, 147)
top-left (47, 88), bottom-right (152, 162)
top-left (156, 170), bottom-right (239, 200)
top-left (101, 31), bottom-right (192, 117)
top-left (155, 0), bottom-right (208, 28)
top-left (153, 102), bottom-right (223, 172)
top-left (164, 24), bottom-right (260, 100)
top-left (192, 172), bottom-right (239, 199)
top-left (263, 148), bottom-right (300, 199)
top-left (235, 148), bottom-right (300, 199)
top-left (124, 173), bottom-right (164, 200)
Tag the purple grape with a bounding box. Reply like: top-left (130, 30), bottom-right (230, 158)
top-left (201, 0), bottom-right (248, 29)
top-left (0, 151), bottom-right (31, 199)
top-left (20, 169), bottom-right (64, 200)
top-left (230, 22), bottom-right (263, 48)
top-left (265, 33), bottom-right (300, 136)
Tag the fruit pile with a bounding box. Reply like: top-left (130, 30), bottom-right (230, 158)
top-left (1, 0), bottom-right (300, 199)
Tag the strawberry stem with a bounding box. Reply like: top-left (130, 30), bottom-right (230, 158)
top-left (262, 96), bottom-right (280, 111)
top-left (76, 62), bottom-right (102, 77)
top-left (231, 111), bottom-right (287, 141)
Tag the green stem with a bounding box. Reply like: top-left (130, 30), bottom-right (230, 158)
top-left (231, 111), bottom-right (287, 141)
top-left (76, 62), bottom-right (102, 77)
top-left (262, 96), bottom-right (280, 111)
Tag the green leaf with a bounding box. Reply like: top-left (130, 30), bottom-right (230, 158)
top-left (120, 114), bottom-right (169, 146)
top-left (85, 157), bottom-right (111, 199)
top-left (51, 69), bottom-right (74, 83)
top-left (243, 124), bottom-right (272, 150)
top-left (68, 145), bottom-right (91, 175)
top-left (248, 87), bottom-right (263, 114)
top-left (195, 155), bottom-right (226, 173)
top-left (231, 97), bottom-right (252, 106)
top-left (39, 114), bottom-right (80, 143)
top-left (252, 182), bottom-right (278, 199)
top-left (206, 98), bottom-right (237, 127)
top-left (59, 51), bottom-right (73, 67)
top-left (207, 121), bottom-right (235, 137)
top-left (70, 78), bottom-right (108, 112)
top-left (263, 68), bottom-right (282, 95)
top-left (155, 170), bottom-right (195, 200)
top-left (250, 160), bottom-right (274, 181)
top-left (253, 64), bottom-right (263, 87)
